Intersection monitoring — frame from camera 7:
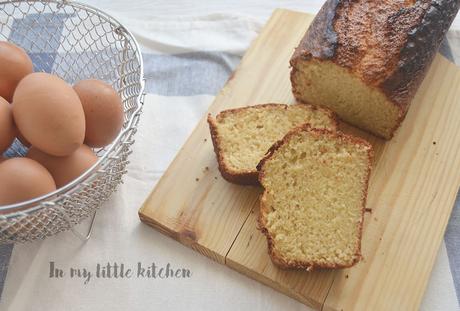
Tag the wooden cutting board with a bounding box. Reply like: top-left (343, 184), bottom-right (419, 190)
top-left (139, 9), bottom-right (460, 311)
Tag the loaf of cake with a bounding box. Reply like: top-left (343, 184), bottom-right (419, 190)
top-left (290, 0), bottom-right (460, 139)
top-left (207, 103), bottom-right (337, 185)
top-left (257, 125), bottom-right (373, 270)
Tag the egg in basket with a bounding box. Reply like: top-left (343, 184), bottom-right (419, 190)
top-left (0, 0), bottom-right (144, 244)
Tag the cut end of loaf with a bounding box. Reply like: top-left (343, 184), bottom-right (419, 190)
top-left (258, 125), bottom-right (373, 270)
top-left (291, 59), bottom-right (403, 139)
top-left (207, 103), bottom-right (337, 185)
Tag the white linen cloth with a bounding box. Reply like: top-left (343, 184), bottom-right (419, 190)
top-left (1, 1), bottom-right (459, 310)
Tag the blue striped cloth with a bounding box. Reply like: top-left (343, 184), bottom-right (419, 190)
top-left (1, 10), bottom-right (460, 310)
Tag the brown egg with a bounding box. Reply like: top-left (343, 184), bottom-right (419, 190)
top-left (74, 79), bottom-right (124, 148)
top-left (27, 144), bottom-right (98, 188)
top-left (0, 96), bottom-right (16, 153)
top-left (13, 73), bottom-right (86, 156)
top-left (0, 42), bottom-right (33, 102)
top-left (13, 118), bottom-right (31, 147)
top-left (0, 158), bottom-right (56, 205)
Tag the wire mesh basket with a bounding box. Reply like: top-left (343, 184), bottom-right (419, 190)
top-left (0, 0), bottom-right (145, 243)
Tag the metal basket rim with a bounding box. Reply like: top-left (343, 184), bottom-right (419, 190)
top-left (0, 0), bottom-right (145, 215)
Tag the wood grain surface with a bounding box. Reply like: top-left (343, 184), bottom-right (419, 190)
top-left (139, 9), bottom-right (460, 310)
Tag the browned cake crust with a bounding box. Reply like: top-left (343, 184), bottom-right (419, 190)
top-left (207, 103), bottom-right (338, 185)
top-left (257, 125), bottom-right (374, 271)
top-left (291, 0), bottom-right (460, 138)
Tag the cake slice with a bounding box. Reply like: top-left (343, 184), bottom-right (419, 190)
top-left (207, 103), bottom-right (337, 185)
top-left (257, 125), bottom-right (373, 270)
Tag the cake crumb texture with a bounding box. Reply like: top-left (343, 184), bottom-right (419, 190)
top-left (258, 126), bottom-right (373, 269)
top-left (208, 103), bottom-right (337, 184)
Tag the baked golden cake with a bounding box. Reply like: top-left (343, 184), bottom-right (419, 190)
top-left (258, 125), bottom-right (373, 270)
top-left (290, 0), bottom-right (460, 139)
top-left (207, 103), bottom-right (337, 185)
